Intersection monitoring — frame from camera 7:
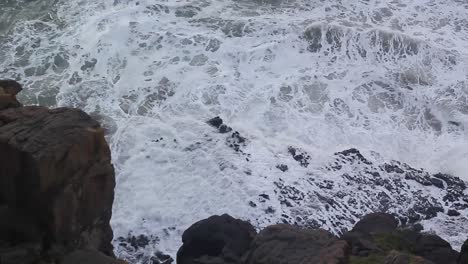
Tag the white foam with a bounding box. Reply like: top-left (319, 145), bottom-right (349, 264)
top-left (1, 0), bottom-right (468, 259)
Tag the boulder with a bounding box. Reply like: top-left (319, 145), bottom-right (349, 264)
top-left (0, 106), bottom-right (115, 257)
top-left (459, 239), bottom-right (468, 264)
top-left (0, 80), bottom-right (22, 110)
top-left (244, 224), bottom-right (349, 264)
top-left (413, 234), bottom-right (458, 264)
top-left (177, 214), bottom-right (256, 264)
top-left (352, 212), bottom-right (399, 234)
top-left (343, 213), bottom-right (399, 256)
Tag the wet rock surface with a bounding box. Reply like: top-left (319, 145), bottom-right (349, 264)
top-left (0, 81), bottom-right (119, 263)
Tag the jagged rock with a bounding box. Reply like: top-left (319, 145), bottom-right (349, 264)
top-left (61, 250), bottom-right (127, 264)
top-left (352, 213), bottom-right (399, 234)
top-left (177, 214), bottom-right (256, 264)
top-left (0, 106), bottom-right (115, 259)
top-left (0, 80), bottom-right (22, 110)
top-left (459, 239), bottom-right (468, 264)
top-left (244, 225), bottom-right (349, 264)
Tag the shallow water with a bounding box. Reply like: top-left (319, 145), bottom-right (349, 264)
top-left (1, 0), bottom-right (468, 261)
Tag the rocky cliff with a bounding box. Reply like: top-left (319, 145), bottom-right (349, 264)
top-left (0, 80), bottom-right (122, 264)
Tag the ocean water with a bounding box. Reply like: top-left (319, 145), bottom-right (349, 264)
top-left (1, 0), bottom-right (468, 261)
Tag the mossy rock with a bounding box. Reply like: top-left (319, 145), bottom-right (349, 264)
top-left (374, 231), bottom-right (415, 253)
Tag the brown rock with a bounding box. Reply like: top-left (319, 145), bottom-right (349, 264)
top-left (0, 80), bottom-right (22, 110)
top-left (0, 107), bottom-right (115, 255)
top-left (0, 80), bottom-right (22, 95)
top-left (244, 224), bottom-right (349, 264)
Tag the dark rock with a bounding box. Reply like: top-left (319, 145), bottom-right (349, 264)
top-left (129, 235), bottom-right (150, 250)
top-left (244, 225), bottom-right (349, 264)
top-left (276, 164), bottom-right (288, 172)
top-left (177, 214), bottom-right (256, 264)
top-left (219, 124), bottom-right (232, 134)
top-left (0, 80), bottom-right (22, 95)
top-left (447, 209), bottom-right (460, 217)
top-left (227, 131), bottom-right (246, 152)
top-left (0, 206), bottom-right (42, 246)
top-left (0, 80), bottom-right (22, 110)
top-left (416, 205), bottom-right (443, 219)
top-left (60, 250), bottom-right (126, 264)
top-left (80, 58), bottom-right (98, 71)
top-left (342, 231), bottom-right (381, 257)
top-left (413, 234), bottom-right (458, 264)
top-left (0, 107), bottom-right (115, 255)
top-left (207, 117), bottom-right (223, 128)
top-left (411, 224), bottom-right (424, 232)
top-left (458, 239), bottom-right (468, 264)
top-left (383, 163), bottom-right (405, 174)
top-left (430, 178), bottom-right (444, 189)
top-left (288, 146), bottom-right (311, 167)
top-left (0, 243), bottom-right (41, 264)
top-left (352, 213), bottom-right (398, 234)
top-left (152, 251), bottom-right (173, 264)
top-left (335, 148), bottom-right (372, 165)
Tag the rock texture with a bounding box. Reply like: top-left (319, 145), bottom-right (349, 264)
top-left (0, 80), bottom-right (22, 111)
top-left (178, 213), bottom-right (467, 264)
top-left (459, 239), bottom-right (468, 264)
top-left (0, 80), bottom-right (118, 263)
top-left (244, 225), bottom-right (349, 264)
top-left (177, 214), bottom-right (256, 264)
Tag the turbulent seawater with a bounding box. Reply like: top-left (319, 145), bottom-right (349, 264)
top-left (1, 0), bottom-right (468, 262)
